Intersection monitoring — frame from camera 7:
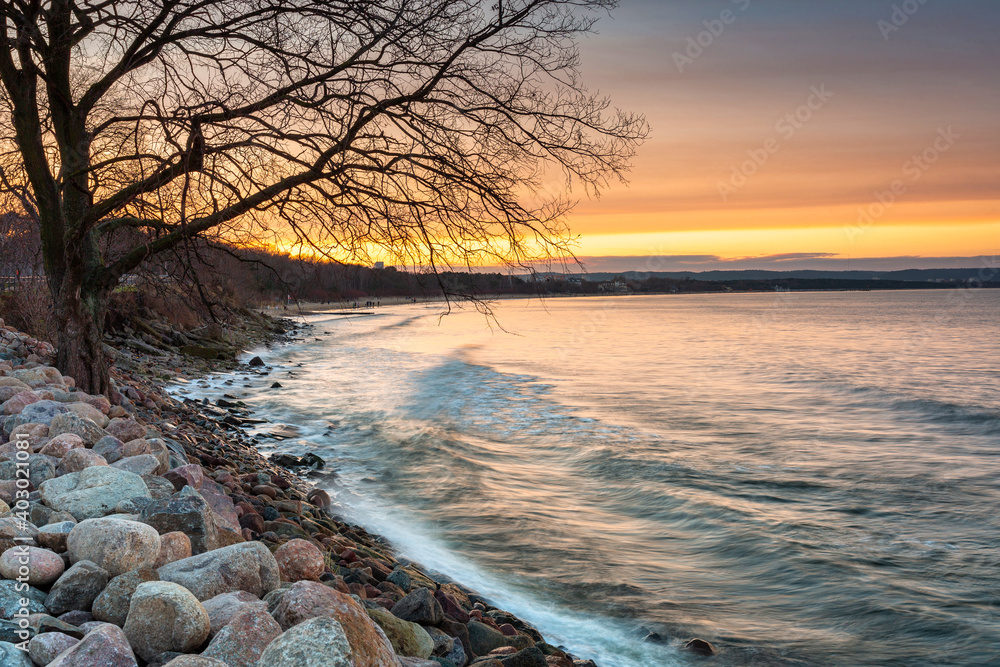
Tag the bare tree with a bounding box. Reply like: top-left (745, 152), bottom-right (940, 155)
top-left (0, 0), bottom-right (646, 395)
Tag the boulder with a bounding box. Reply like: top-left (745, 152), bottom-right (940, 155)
top-left (122, 581), bottom-right (211, 662)
top-left (45, 560), bottom-right (109, 615)
top-left (367, 606), bottom-right (435, 658)
top-left (66, 402), bottom-right (109, 428)
top-left (201, 605), bottom-right (282, 667)
top-left (56, 448), bottom-right (109, 475)
top-left (92, 436), bottom-right (125, 464)
top-left (271, 581), bottom-right (398, 666)
top-left (37, 521), bottom-right (76, 552)
top-left (140, 486), bottom-right (219, 554)
top-left (111, 454), bottom-right (161, 476)
top-left (48, 412), bottom-right (105, 445)
top-left (67, 518), bottom-right (161, 576)
top-left (38, 433), bottom-right (84, 458)
top-left (47, 622), bottom-right (138, 667)
top-left (0, 546), bottom-right (65, 586)
top-left (105, 418), bottom-right (146, 444)
top-left (0, 641), bottom-right (33, 665)
top-left (40, 466), bottom-right (151, 520)
top-left (92, 569), bottom-right (159, 627)
top-left (29, 631), bottom-right (80, 666)
top-left (1, 391), bottom-right (39, 416)
top-left (274, 538), bottom-right (325, 582)
top-left (392, 587), bottom-right (444, 626)
top-left (153, 531), bottom-right (192, 568)
top-left (254, 616), bottom-right (353, 667)
top-left (157, 541), bottom-right (280, 601)
top-left (162, 657), bottom-right (229, 667)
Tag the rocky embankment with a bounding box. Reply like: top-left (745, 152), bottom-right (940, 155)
top-left (0, 319), bottom-right (598, 667)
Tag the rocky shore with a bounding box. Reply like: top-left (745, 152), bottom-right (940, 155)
top-left (0, 317), bottom-right (600, 667)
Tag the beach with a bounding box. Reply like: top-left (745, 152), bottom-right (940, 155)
top-left (0, 312), bottom-right (614, 666)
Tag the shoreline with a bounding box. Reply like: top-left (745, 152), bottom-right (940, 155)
top-left (0, 313), bottom-right (604, 666)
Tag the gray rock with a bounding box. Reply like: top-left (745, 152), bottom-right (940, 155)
top-left (392, 587), bottom-right (444, 626)
top-left (255, 616), bottom-right (353, 667)
top-left (28, 631), bottom-right (79, 665)
top-left (40, 467), bottom-right (151, 520)
top-left (0, 640), bottom-right (33, 666)
top-left (48, 413), bottom-right (105, 446)
top-left (387, 568), bottom-right (412, 592)
top-left (66, 518), bottom-right (161, 577)
top-left (12, 400), bottom-right (70, 426)
top-left (111, 454), bottom-right (161, 476)
top-left (92, 569), bottom-right (159, 627)
top-left (142, 475), bottom-right (177, 501)
top-left (157, 541), bottom-right (280, 601)
top-left (0, 580), bottom-right (47, 619)
top-left (45, 560), bottom-right (109, 615)
top-left (122, 582), bottom-right (210, 662)
top-left (92, 436), bottom-right (125, 464)
top-left (139, 486), bottom-right (218, 554)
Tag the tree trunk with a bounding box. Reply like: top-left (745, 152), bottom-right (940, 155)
top-left (53, 281), bottom-right (111, 397)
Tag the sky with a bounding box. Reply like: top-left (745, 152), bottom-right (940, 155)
top-left (567, 0), bottom-right (1000, 272)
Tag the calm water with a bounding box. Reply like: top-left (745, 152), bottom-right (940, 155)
top-left (173, 290), bottom-right (1000, 666)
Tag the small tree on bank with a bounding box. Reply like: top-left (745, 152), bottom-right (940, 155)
top-left (0, 0), bottom-right (645, 396)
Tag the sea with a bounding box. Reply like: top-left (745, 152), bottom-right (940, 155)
top-left (170, 290), bottom-right (1000, 666)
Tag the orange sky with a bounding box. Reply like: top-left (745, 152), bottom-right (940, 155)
top-left (566, 0), bottom-right (1000, 270)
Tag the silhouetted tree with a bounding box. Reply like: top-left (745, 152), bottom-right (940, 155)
top-left (0, 0), bottom-right (645, 395)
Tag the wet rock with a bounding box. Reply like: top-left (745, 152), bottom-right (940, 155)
top-left (387, 568), bottom-right (412, 592)
top-left (153, 531), bottom-right (192, 568)
top-left (92, 569), bottom-right (160, 627)
top-left (495, 646), bottom-right (548, 667)
top-left (392, 587), bottom-right (444, 626)
top-left (467, 621), bottom-right (517, 657)
top-left (201, 604), bottom-right (282, 667)
top-left (40, 467), bottom-right (151, 520)
top-left (683, 638), bottom-right (717, 656)
top-left (247, 356), bottom-right (265, 367)
top-left (123, 581), bottom-right (210, 662)
top-left (67, 518), bottom-right (161, 576)
top-left (140, 486), bottom-right (219, 554)
top-left (367, 606), bottom-right (435, 658)
top-left (157, 541), bottom-right (280, 601)
top-left (0, 546), bottom-right (64, 586)
top-left (46, 620), bottom-right (138, 666)
top-left (274, 538), bottom-right (325, 582)
top-left (29, 631), bottom-right (80, 665)
top-left (45, 560), bottom-right (109, 615)
top-left (49, 413), bottom-right (105, 446)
